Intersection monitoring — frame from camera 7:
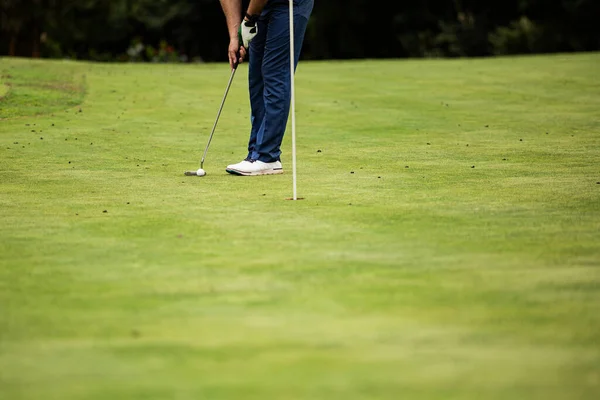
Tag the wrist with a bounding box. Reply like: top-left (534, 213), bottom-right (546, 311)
top-left (244, 13), bottom-right (259, 24)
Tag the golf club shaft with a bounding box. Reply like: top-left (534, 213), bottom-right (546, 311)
top-left (200, 66), bottom-right (237, 168)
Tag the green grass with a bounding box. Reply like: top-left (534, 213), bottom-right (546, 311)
top-left (1, 53), bottom-right (599, 399)
top-left (0, 60), bottom-right (85, 118)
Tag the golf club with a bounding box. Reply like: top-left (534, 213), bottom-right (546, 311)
top-left (185, 59), bottom-right (238, 177)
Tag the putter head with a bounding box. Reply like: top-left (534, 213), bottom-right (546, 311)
top-left (184, 168), bottom-right (206, 177)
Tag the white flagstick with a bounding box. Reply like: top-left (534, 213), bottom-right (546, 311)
top-left (289, 0), bottom-right (297, 200)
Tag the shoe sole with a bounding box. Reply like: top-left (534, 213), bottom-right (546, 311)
top-left (226, 168), bottom-right (284, 176)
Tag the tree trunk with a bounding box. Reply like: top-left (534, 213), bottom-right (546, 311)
top-left (9, 34), bottom-right (17, 56)
top-left (32, 25), bottom-right (40, 58)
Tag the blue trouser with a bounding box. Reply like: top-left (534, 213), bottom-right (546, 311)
top-left (247, 0), bottom-right (314, 163)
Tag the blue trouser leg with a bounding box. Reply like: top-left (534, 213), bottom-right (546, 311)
top-left (247, 16), bottom-right (267, 159)
top-left (247, 0), bottom-right (314, 163)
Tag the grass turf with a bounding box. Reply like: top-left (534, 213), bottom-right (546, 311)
top-left (1, 53), bottom-right (599, 399)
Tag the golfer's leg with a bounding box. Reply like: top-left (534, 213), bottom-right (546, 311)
top-left (252, 1), bottom-right (312, 163)
top-left (247, 18), bottom-right (268, 159)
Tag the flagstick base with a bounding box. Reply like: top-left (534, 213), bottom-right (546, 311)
top-left (289, 0), bottom-right (297, 201)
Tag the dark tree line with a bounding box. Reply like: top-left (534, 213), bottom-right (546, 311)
top-left (1, 0), bottom-right (599, 61)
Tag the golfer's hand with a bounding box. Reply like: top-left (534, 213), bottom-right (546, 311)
top-left (238, 18), bottom-right (258, 48)
top-left (227, 39), bottom-right (246, 70)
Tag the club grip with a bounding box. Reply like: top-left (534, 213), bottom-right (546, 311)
top-left (233, 51), bottom-right (241, 70)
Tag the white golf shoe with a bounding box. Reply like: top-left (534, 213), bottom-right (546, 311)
top-left (226, 159), bottom-right (283, 176)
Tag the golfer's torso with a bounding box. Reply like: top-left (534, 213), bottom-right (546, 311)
top-left (265, 0), bottom-right (314, 17)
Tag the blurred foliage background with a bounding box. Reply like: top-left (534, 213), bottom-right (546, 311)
top-left (1, 0), bottom-right (599, 62)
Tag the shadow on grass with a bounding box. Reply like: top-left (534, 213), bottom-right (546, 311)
top-left (0, 58), bottom-right (86, 119)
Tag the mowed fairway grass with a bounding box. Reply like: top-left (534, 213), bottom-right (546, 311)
top-left (1, 53), bottom-right (599, 399)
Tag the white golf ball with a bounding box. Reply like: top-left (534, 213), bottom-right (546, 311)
top-left (196, 168), bottom-right (206, 177)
